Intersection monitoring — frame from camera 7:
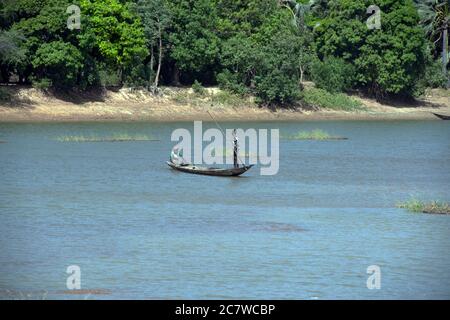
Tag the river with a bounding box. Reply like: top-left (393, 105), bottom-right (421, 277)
top-left (0, 121), bottom-right (449, 299)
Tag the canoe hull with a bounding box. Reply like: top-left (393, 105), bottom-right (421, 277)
top-left (167, 161), bottom-right (253, 177)
top-left (432, 113), bottom-right (450, 120)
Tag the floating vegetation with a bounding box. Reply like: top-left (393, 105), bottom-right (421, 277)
top-left (55, 133), bottom-right (158, 142)
top-left (283, 129), bottom-right (348, 141)
top-left (397, 199), bottom-right (450, 215)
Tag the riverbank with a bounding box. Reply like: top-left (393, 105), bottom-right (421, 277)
top-left (0, 85), bottom-right (449, 122)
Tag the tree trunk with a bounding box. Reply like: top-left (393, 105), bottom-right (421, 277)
top-left (299, 65), bottom-right (304, 84)
top-left (443, 25), bottom-right (449, 87)
top-left (154, 23), bottom-right (163, 88)
top-left (149, 45), bottom-right (155, 87)
top-left (173, 65), bottom-right (181, 86)
top-left (118, 66), bottom-right (123, 86)
top-left (443, 26), bottom-right (448, 75)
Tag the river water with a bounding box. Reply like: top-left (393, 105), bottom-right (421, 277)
top-left (0, 121), bottom-right (449, 299)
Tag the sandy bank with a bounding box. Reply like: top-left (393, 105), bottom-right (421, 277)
top-left (0, 86), bottom-right (449, 122)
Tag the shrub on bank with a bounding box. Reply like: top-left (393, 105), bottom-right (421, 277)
top-left (31, 78), bottom-right (52, 90)
top-left (217, 70), bottom-right (250, 96)
top-left (301, 88), bottom-right (363, 111)
top-left (254, 69), bottom-right (301, 106)
top-left (0, 87), bottom-right (11, 101)
top-left (414, 60), bottom-right (449, 96)
top-left (311, 57), bottom-right (355, 93)
top-left (192, 80), bottom-right (206, 96)
top-left (210, 90), bottom-right (249, 107)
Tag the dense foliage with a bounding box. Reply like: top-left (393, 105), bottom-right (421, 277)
top-left (0, 0), bottom-right (448, 104)
top-left (314, 0), bottom-right (430, 98)
top-left (311, 57), bottom-right (355, 93)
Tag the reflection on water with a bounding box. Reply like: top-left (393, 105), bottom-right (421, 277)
top-left (0, 121), bottom-right (449, 299)
top-left (253, 221), bottom-right (304, 233)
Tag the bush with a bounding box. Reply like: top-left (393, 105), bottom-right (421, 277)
top-left (217, 70), bottom-right (250, 96)
top-left (254, 69), bottom-right (301, 106)
top-left (192, 80), bottom-right (206, 95)
top-left (311, 57), bottom-right (355, 93)
top-left (32, 41), bottom-right (83, 89)
top-left (98, 67), bottom-right (121, 87)
top-left (314, 0), bottom-right (427, 98)
top-left (210, 90), bottom-right (249, 107)
top-left (0, 87), bottom-right (11, 101)
top-left (123, 58), bottom-right (148, 88)
top-left (422, 60), bottom-right (448, 89)
top-left (301, 88), bottom-right (363, 111)
top-left (413, 60), bottom-right (448, 97)
top-left (218, 27), bottom-right (309, 106)
top-left (32, 78), bottom-right (52, 90)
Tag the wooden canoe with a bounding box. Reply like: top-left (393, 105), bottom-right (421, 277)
top-left (167, 161), bottom-right (253, 177)
top-left (432, 113), bottom-right (450, 120)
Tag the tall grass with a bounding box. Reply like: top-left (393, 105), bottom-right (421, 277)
top-left (210, 91), bottom-right (249, 107)
top-left (171, 89), bottom-right (250, 108)
top-left (301, 88), bottom-right (364, 111)
top-left (55, 133), bottom-right (157, 142)
top-left (283, 129), bottom-right (347, 140)
top-left (397, 198), bottom-right (450, 215)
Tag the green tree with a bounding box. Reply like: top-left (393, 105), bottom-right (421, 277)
top-left (32, 40), bottom-right (83, 88)
top-left (218, 1), bottom-right (313, 105)
top-left (0, 29), bottom-right (26, 82)
top-left (279, 0), bottom-right (313, 30)
top-left (9, 0), bottom-right (81, 85)
top-left (254, 30), bottom-right (307, 105)
top-left (315, 0), bottom-right (428, 98)
top-left (311, 57), bottom-right (356, 93)
top-left (219, 33), bottom-right (260, 91)
top-left (167, 0), bottom-right (220, 84)
top-left (0, 0), bottom-right (48, 29)
top-left (415, 0), bottom-right (449, 80)
top-left (215, 0), bottom-right (279, 38)
top-left (80, 0), bottom-right (147, 83)
top-left (134, 0), bottom-right (171, 90)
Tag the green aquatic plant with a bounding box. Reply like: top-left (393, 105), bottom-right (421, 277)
top-left (283, 129), bottom-right (347, 141)
top-left (397, 199), bottom-right (450, 215)
top-left (55, 133), bottom-right (157, 142)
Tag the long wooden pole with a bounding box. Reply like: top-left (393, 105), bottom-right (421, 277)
top-left (206, 110), bottom-right (245, 166)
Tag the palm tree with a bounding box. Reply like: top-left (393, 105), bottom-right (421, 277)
top-left (279, 0), bottom-right (314, 30)
top-left (416, 0), bottom-right (449, 77)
